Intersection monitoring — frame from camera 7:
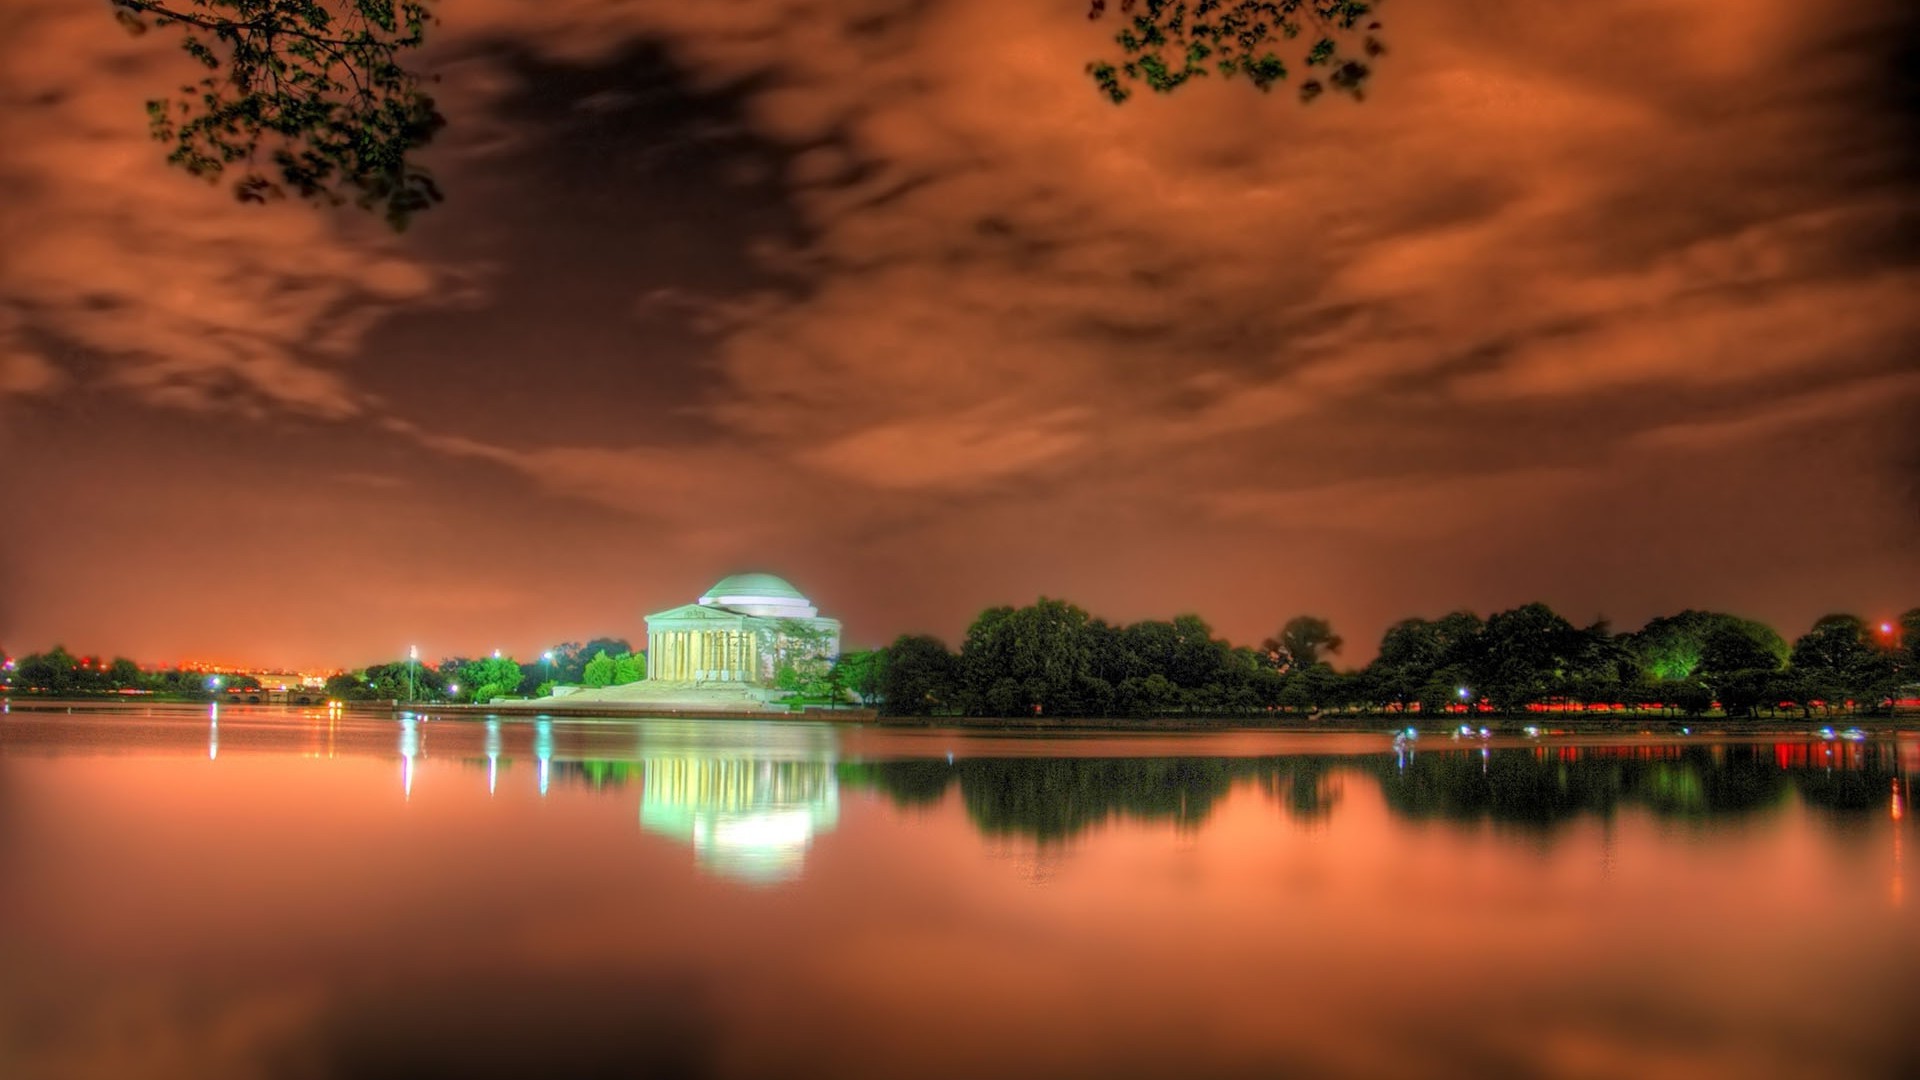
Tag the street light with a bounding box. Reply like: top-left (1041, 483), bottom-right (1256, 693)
top-left (543, 650), bottom-right (555, 686)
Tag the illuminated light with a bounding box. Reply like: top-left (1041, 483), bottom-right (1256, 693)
top-left (399, 717), bottom-right (420, 801)
top-left (1457, 687), bottom-right (1469, 698)
top-left (493, 649), bottom-right (502, 659)
top-left (485, 720), bottom-right (502, 796)
top-left (535, 720), bottom-right (553, 797)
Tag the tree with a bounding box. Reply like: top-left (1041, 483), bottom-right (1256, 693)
top-left (612, 651), bottom-right (646, 685)
top-left (1790, 615), bottom-right (1876, 713)
top-left (879, 635), bottom-right (958, 717)
top-left (956, 599), bottom-right (1099, 716)
top-left (581, 650), bottom-right (615, 688)
top-left (1262, 615), bottom-right (1343, 674)
top-left (1628, 610), bottom-right (1785, 687)
top-left (16, 647), bottom-right (80, 695)
top-left (458, 654), bottom-right (524, 703)
top-left (110, 0), bottom-right (444, 228)
top-left (1086, 1), bottom-right (1385, 105)
top-left (1697, 624), bottom-right (1786, 681)
top-left (833, 650), bottom-right (886, 706)
top-left (1472, 603), bottom-right (1583, 712)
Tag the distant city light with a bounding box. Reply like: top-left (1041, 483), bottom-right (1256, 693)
top-left (1881, 623), bottom-right (1894, 634)
top-left (1457, 687), bottom-right (1469, 698)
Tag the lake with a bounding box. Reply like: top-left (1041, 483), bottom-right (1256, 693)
top-left (1, 703), bottom-right (1914, 1080)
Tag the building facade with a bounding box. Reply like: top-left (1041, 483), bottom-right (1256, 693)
top-left (643, 573), bottom-right (841, 685)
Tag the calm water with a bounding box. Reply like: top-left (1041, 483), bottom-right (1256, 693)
top-left (1, 704), bottom-right (1914, 1080)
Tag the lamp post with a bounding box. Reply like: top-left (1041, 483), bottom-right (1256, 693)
top-left (407, 645), bottom-right (418, 704)
top-left (543, 650), bottom-right (555, 688)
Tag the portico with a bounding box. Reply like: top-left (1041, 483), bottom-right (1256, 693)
top-left (644, 573), bottom-right (841, 686)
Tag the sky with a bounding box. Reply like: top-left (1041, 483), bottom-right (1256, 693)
top-left (2, 0), bottom-right (1916, 669)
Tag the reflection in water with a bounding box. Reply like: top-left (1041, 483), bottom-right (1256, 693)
top-left (485, 719), bottom-right (502, 796)
top-left (636, 724), bottom-right (840, 885)
top-left (208, 702), bottom-right (219, 761)
top-left (399, 715), bottom-right (419, 800)
top-left (3, 709), bottom-right (1918, 1080)
top-left (535, 719), bottom-right (553, 797)
top-left (845, 741), bottom-right (1918, 845)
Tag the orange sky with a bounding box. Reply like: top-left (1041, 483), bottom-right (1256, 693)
top-left (2, 1), bottom-right (1915, 667)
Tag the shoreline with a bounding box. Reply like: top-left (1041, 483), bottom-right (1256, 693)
top-left (6, 696), bottom-right (1914, 735)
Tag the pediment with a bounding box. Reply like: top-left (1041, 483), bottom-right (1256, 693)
top-left (645, 603), bottom-right (750, 625)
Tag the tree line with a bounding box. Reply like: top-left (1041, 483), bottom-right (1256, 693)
top-left (855, 601), bottom-right (1920, 719)
top-left (0, 636), bottom-right (649, 704)
top-left (0, 646), bottom-right (268, 699)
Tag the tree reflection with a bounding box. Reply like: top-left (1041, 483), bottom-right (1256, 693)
top-left (843, 741), bottom-right (1912, 844)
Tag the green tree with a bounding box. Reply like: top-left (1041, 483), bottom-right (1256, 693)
top-left (17, 647), bottom-right (80, 695)
top-left (958, 599), bottom-right (1098, 716)
top-left (1473, 603), bottom-right (1581, 713)
top-left (1367, 618), bottom-right (1440, 710)
top-left (833, 650), bottom-right (886, 706)
top-left (612, 651), bottom-right (646, 685)
top-left (1628, 611), bottom-right (1784, 683)
top-left (1086, 0), bottom-right (1385, 105)
top-left (111, 0), bottom-right (445, 228)
top-left (581, 650), bottom-right (615, 688)
top-left (458, 655), bottom-right (524, 703)
top-left (1790, 614), bottom-right (1881, 713)
top-left (1697, 624), bottom-right (1785, 680)
top-left (880, 635), bottom-right (958, 717)
top-left (109, 657), bottom-right (144, 689)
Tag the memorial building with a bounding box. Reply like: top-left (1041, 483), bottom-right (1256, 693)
top-left (643, 573), bottom-right (841, 685)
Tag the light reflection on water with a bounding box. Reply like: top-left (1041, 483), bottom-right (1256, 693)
top-left (0, 704), bottom-right (1915, 1080)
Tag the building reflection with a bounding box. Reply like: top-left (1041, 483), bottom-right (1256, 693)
top-left (635, 724), bottom-right (840, 885)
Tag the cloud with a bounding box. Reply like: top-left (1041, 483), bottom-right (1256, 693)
top-left (6, 0), bottom-right (1915, 661)
top-left (805, 404), bottom-right (1090, 490)
top-left (0, 1), bottom-right (439, 418)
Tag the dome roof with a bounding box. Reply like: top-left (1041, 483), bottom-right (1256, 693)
top-left (701, 573), bottom-right (806, 603)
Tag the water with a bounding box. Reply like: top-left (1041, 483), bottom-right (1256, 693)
top-left (1, 704), bottom-right (1914, 1080)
